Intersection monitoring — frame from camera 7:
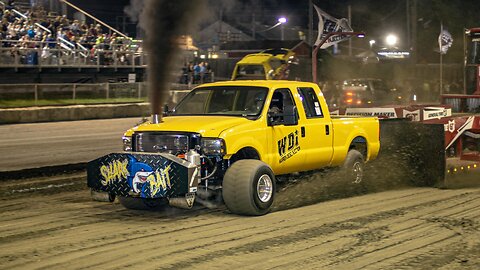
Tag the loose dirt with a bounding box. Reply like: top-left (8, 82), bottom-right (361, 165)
top-left (0, 173), bottom-right (479, 270)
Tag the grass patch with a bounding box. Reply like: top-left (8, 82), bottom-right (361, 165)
top-left (0, 98), bottom-right (149, 108)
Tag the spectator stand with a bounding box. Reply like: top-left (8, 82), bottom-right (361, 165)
top-left (0, 0), bottom-right (146, 72)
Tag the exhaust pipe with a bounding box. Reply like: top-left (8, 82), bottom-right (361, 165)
top-left (152, 114), bottom-right (161, 124)
top-left (169, 193), bottom-right (196, 209)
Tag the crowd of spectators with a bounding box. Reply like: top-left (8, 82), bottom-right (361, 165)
top-left (0, 2), bottom-right (141, 65)
top-left (181, 61), bottom-right (213, 85)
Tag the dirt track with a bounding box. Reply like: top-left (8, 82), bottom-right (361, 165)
top-left (1, 174), bottom-right (479, 270)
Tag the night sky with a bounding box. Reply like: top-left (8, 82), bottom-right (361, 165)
top-left (70, 0), bottom-right (479, 63)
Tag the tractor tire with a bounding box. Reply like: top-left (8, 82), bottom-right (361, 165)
top-left (222, 159), bottom-right (276, 216)
top-left (90, 189), bottom-right (115, 202)
top-left (343, 149), bottom-right (365, 184)
top-left (118, 196), bottom-right (165, 210)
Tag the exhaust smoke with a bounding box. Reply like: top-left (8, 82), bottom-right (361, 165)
top-left (127, 0), bottom-right (206, 122)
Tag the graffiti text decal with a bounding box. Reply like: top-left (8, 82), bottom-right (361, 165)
top-left (100, 159), bottom-right (130, 186)
top-left (149, 165), bottom-right (172, 197)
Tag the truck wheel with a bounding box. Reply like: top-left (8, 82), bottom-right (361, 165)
top-left (90, 189), bottom-right (115, 202)
top-left (118, 196), bottom-right (164, 210)
top-left (223, 160), bottom-right (276, 216)
top-left (343, 149), bottom-right (365, 184)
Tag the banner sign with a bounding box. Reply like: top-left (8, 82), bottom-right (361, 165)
top-left (314, 5), bottom-right (353, 49)
top-left (345, 107), bottom-right (397, 118)
top-left (332, 105), bottom-right (452, 121)
top-left (422, 107), bottom-right (452, 121)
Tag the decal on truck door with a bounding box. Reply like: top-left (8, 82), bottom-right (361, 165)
top-left (278, 130), bottom-right (301, 163)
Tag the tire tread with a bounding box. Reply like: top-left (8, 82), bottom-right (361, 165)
top-left (223, 160), bottom-right (273, 215)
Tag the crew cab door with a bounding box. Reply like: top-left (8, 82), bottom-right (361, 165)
top-left (266, 88), bottom-right (305, 175)
top-left (296, 87), bottom-right (334, 170)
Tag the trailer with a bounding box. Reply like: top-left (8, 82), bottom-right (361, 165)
top-left (331, 105), bottom-right (480, 185)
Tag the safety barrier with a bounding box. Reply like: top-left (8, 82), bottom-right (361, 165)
top-left (441, 94), bottom-right (480, 113)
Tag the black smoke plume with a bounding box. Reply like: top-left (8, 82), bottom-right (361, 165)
top-left (129, 0), bottom-right (206, 118)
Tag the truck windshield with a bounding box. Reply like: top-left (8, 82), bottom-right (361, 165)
top-left (235, 65), bottom-right (266, 80)
top-left (173, 86), bottom-right (268, 118)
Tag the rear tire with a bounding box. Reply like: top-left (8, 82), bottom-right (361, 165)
top-left (118, 196), bottom-right (165, 210)
top-left (343, 149), bottom-right (365, 184)
top-left (223, 160), bottom-right (276, 216)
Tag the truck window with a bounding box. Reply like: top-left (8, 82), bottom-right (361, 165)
top-left (174, 86), bottom-right (268, 118)
top-left (298, 87), bottom-right (324, 118)
top-left (269, 88), bottom-right (299, 120)
top-left (236, 65), bottom-right (265, 80)
top-left (269, 58), bottom-right (282, 70)
top-left (174, 90), bottom-right (209, 114)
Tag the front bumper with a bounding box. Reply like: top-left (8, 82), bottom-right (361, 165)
top-left (87, 152), bottom-right (199, 199)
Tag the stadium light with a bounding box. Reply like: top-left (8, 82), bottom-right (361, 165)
top-left (386, 34), bottom-right (398, 46)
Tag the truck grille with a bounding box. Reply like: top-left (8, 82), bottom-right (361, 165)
top-left (133, 132), bottom-right (190, 154)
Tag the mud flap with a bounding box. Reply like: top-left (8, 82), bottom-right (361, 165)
top-left (87, 152), bottom-right (199, 199)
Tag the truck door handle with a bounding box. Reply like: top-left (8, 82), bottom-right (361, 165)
top-left (301, 126), bottom-right (305, 137)
top-left (325, 125), bottom-right (330, 135)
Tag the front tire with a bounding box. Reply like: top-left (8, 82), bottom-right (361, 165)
top-left (222, 160), bottom-right (276, 216)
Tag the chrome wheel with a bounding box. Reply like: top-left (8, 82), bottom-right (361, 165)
top-left (352, 161), bottom-right (363, 184)
top-left (257, 174), bottom-right (273, 203)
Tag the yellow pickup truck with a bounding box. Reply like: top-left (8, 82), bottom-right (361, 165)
top-left (88, 80), bottom-right (380, 215)
top-left (231, 48), bottom-right (298, 80)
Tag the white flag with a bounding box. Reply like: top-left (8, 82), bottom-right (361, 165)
top-left (314, 5), bottom-right (353, 49)
top-left (438, 29), bottom-right (453, 54)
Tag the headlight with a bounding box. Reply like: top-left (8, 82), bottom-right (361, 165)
top-left (123, 136), bottom-right (132, 151)
top-left (201, 138), bottom-right (226, 155)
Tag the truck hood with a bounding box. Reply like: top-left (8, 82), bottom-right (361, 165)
top-left (127, 116), bottom-right (252, 137)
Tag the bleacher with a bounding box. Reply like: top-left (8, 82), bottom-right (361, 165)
top-left (0, 0), bottom-right (146, 84)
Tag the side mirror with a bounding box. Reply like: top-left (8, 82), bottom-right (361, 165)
top-left (267, 110), bottom-right (281, 126)
top-left (283, 105), bottom-right (298, 126)
top-left (163, 104), bottom-right (170, 116)
top-left (267, 105), bottom-right (298, 126)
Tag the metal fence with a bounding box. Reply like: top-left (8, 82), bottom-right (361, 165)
top-left (0, 82), bottom-right (195, 108)
top-left (0, 40), bottom-right (146, 70)
top-left (0, 82), bottom-right (148, 101)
